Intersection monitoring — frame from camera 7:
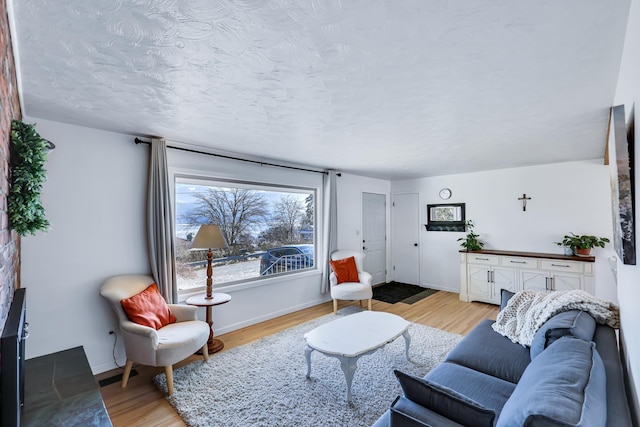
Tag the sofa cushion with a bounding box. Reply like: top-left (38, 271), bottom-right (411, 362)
top-left (530, 310), bottom-right (596, 360)
top-left (395, 370), bottom-right (495, 427)
top-left (497, 336), bottom-right (606, 427)
top-left (389, 396), bottom-right (465, 427)
top-left (445, 319), bottom-right (530, 383)
top-left (425, 362), bottom-right (516, 417)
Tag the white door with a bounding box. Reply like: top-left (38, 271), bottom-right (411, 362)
top-left (362, 192), bottom-right (386, 285)
top-left (391, 193), bottom-right (420, 285)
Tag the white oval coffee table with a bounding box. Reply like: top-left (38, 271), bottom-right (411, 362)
top-left (303, 311), bottom-right (411, 403)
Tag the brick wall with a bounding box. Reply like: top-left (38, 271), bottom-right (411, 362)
top-left (0, 0), bottom-right (22, 334)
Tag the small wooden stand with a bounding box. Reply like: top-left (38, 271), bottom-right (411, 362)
top-left (186, 293), bottom-right (231, 354)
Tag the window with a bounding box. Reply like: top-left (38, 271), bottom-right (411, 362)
top-left (175, 176), bottom-right (316, 293)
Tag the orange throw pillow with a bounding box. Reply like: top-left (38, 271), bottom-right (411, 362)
top-left (330, 256), bottom-right (360, 284)
top-left (120, 283), bottom-right (176, 330)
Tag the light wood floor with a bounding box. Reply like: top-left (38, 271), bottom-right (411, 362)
top-left (96, 291), bottom-right (498, 427)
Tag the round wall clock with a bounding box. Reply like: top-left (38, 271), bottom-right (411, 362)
top-left (439, 188), bottom-right (452, 200)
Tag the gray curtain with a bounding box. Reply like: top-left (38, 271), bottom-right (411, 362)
top-left (147, 138), bottom-right (177, 303)
top-left (321, 170), bottom-right (338, 294)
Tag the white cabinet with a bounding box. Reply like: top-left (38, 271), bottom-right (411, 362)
top-left (468, 264), bottom-right (517, 303)
top-left (460, 250), bottom-right (595, 305)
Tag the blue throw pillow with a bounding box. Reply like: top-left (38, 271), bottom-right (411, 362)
top-left (394, 370), bottom-right (495, 427)
top-left (530, 310), bottom-right (596, 360)
top-left (500, 289), bottom-right (515, 311)
top-left (497, 336), bottom-right (606, 427)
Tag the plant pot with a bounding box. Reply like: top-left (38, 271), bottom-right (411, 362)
top-left (563, 246), bottom-right (574, 256)
top-left (575, 248), bottom-right (592, 256)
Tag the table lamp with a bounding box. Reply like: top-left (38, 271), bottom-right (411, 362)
top-left (191, 224), bottom-right (228, 299)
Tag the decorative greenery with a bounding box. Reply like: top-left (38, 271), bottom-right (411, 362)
top-left (457, 220), bottom-right (484, 251)
top-left (555, 233), bottom-right (610, 251)
top-left (8, 120), bottom-right (50, 236)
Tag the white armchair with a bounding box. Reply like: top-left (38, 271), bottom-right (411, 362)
top-left (330, 250), bottom-right (373, 313)
top-left (100, 274), bottom-right (210, 395)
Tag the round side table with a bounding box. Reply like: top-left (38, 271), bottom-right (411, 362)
top-left (186, 292), bottom-right (231, 354)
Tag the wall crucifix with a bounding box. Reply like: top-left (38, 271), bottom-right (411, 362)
top-left (518, 193), bottom-right (532, 211)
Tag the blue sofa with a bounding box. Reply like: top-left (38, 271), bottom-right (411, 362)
top-left (372, 293), bottom-right (632, 427)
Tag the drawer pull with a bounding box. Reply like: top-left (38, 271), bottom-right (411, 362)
top-left (509, 260), bottom-right (527, 264)
top-left (551, 264), bottom-right (570, 268)
top-left (476, 257), bottom-right (490, 261)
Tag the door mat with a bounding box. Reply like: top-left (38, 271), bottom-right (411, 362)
top-left (373, 282), bottom-right (439, 304)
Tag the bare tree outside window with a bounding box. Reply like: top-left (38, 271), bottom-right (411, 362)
top-left (175, 179), bottom-right (316, 293)
top-left (180, 187), bottom-right (268, 254)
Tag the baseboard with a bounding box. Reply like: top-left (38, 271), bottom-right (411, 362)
top-left (214, 295), bottom-right (332, 336)
top-left (420, 282), bottom-right (459, 294)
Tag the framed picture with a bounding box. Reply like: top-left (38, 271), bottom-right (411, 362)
top-left (608, 104), bottom-right (636, 265)
top-left (426, 203), bottom-right (465, 232)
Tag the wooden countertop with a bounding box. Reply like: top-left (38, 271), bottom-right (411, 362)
top-left (459, 249), bottom-right (595, 263)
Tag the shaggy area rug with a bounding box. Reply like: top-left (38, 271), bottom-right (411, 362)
top-left (154, 307), bottom-right (462, 427)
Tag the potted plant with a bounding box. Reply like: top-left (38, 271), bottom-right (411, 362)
top-left (457, 220), bottom-right (484, 251)
top-left (555, 233), bottom-right (610, 256)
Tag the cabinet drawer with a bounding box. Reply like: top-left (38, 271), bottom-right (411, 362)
top-left (540, 260), bottom-right (583, 273)
top-left (466, 254), bottom-right (499, 265)
top-left (501, 257), bottom-right (536, 268)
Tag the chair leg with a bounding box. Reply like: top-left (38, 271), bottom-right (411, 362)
top-left (333, 299), bottom-right (338, 313)
top-left (202, 343), bottom-right (209, 362)
top-left (165, 365), bottom-right (174, 396)
top-left (368, 299), bottom-right (372, 311)
top-left (121, 359), bottom-right (133, 389)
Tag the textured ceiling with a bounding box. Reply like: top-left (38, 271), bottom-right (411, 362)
top-left (11, 0), bottom-right (631, 179)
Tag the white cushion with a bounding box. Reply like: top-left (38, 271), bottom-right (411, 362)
top-left (331, 282), bottom-right (373, 300)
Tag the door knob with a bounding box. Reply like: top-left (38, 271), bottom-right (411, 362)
top-left (414, 243), bottom-right (418, 247)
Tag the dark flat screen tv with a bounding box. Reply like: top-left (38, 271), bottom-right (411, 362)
top-left (0, 288), bottom-right (27, 427)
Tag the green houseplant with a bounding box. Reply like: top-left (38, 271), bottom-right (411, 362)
top-left (457, 220), bottom-right (484, 251)
top-left (8, 120), bottom-right (51, 235)
top-left (555, 233), bottom-right (610, 256)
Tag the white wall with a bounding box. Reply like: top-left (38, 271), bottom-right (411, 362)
top-left (613, 0), bottom-right (640, 420)
top-left (20, 118), bottom-right (149, 373)
top-left (391, 160), bottom-right (618, 301)
top-left (19, 118), bottom-right (366, 373)
top-left (336, 172), bottom-right (391, 251)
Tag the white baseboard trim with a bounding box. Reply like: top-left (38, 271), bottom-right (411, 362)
top-left (420, 282), bottom-right (460, 294)
top-left (214, 296), bottom-right (332, 336)
top-left (93, 356), bottom-right (127, 375)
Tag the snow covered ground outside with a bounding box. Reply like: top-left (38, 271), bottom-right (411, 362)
top-left (178, 259), bottom-right (261, 291)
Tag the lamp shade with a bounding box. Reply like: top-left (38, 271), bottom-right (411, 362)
top-left (191, 224), bottom-right (228, 250)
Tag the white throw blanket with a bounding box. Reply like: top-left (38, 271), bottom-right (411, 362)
top-left (491, 290), bottom-right (619, 346)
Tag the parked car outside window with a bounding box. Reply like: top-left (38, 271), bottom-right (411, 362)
top-left (260, 244), bottom-right (314, 275)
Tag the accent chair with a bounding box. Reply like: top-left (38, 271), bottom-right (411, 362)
top-left (329, 250), bottom-right (374, 313)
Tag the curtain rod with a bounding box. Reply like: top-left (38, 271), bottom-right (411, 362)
top-left (134, 138), bottom-right (336, 175)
